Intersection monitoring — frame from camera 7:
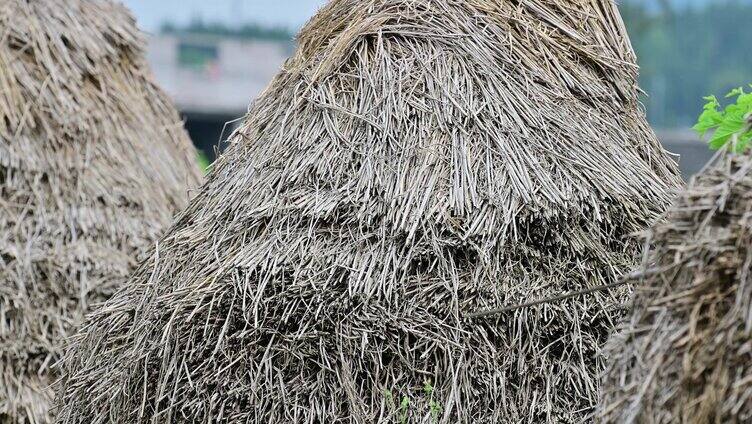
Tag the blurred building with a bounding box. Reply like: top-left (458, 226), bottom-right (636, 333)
top-left (146, 34), bottom-right (293, 158)
top-left (145, 35), bottom-right (712, 178)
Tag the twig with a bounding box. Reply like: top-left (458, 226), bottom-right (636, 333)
top-left (466, 267), bottom-right (674, 319)
top-left (466, 280), bottom-right (632, 319)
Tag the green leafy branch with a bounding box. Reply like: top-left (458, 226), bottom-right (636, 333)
top-left (694, 85), bottom-right (752, 152)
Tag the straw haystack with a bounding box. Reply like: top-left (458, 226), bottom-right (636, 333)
top-left (56, 0), bottom-right (680, 422)
top-left (0, 0), bottom-right (202, 422)
top-left (599, 150), bottom-right (752, 423)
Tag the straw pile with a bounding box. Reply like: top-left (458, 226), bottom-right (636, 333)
top-left (599, 149), bottom-right (752, 423)
top-left (56, 0), bottom-right (680, 422)
top-left (0, 0), bottom-right (202, 422)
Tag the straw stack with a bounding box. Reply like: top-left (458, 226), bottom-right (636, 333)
top-left (56, 1), bottom-right (681, 422)
top-left (0, 0), bottom-right (202, 422)
top-left (599, 149), bottom-right (752, 423)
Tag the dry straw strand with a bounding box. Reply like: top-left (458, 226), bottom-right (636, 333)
top-left (57, 0), bottom-right (680, 423)
top-left (0, 0), bottom-right (202, 422)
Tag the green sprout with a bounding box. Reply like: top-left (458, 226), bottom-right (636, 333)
top-left (197, 151), bottom-right (211, 173)
top-left (424, 381), bottom-right (443, 423)
top-left (399, 396), bottom-right (410, 424)
top-left (383, 383), bottom-right (443, 423)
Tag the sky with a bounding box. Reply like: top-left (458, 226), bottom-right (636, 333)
top-left (121, 0), bottom-right (329, 33)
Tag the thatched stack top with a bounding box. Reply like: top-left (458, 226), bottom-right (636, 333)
top-left (57, 0), bottom-right (679, 423)
top-left (0, 0), bottom-right (202, 422)
top-left (599, 150), bottom-right (752, 423)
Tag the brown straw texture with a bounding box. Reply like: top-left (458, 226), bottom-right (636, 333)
top-left (56, 0), bottom-right (680, 422)
top-left (598, 149), bottom-right (752, 423)
top-left (0, 0), bottom-right (202, 422)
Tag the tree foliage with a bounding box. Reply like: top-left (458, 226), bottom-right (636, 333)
top-left (161, 19), bottom-right (293, 42)
top-left (621, 0), bottom-right (752, 128)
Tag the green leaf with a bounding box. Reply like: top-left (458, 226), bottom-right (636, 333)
top-left (737, 92), bottom-right (752, 111)
top-left (726, 87), bottom-right (745, 98)
top-left (737, 130), bottom-right (752, 153)
top-left (709, 109), bottom-right (747, 150)
top-left (709, 134), bottom-right (732, 150)
top-left (694, 96), bottom-right (722, 135)
top-left (693, 108), bottom-right (723, 136)
top-left (694, 98), bottom-right (724, 136)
